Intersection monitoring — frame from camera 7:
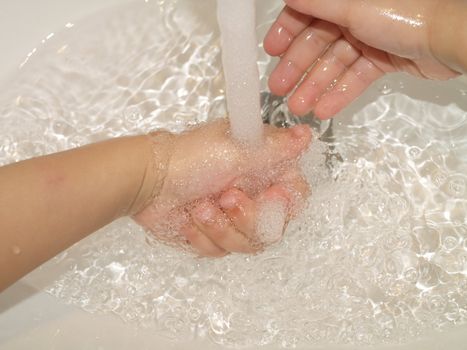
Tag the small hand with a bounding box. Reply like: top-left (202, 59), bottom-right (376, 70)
top-left (264, 0), bottom-right (462, 119)
top-left (134, 120), bottom-right (312, 257)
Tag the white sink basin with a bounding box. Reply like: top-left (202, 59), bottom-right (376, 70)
top-left (0, 1), bottom-right (466, 349)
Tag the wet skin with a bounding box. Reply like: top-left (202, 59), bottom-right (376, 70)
top-left (264, 0), bottom-right (466, 119)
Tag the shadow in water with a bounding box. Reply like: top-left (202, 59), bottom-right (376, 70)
top-left (0, 281), bottom-right (40, 314)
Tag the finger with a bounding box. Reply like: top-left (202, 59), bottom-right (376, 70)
top-left (255, 186), bottom-right (291, 245)
top-left (340, 28), bottom-right (396, 74)
top-left (219, 188), bottom-right (257, 235)
top-left (349, 32), bottom-right (456, 80)
top-left (253, 124), bottom-right (312, 170)
top-left (314, 56), bottom-right (384, 119)
top-left (284, 0), bottom-right (352, 27)
top-left (192, 201), bottom-right (258, 254)
top-left (277, 170), bottom-right (311, 214)
top-left (264, 6), bottom-right (313, 57)
top-left (343, 33), bottom-right (446, 80)
top-left (412, 58), bottom-right (460, 80)
top-left (181, 225), bottom-right (227, 258)
top-left (269, 20), bottom-right (341, 96)
top-left (253, 174), bottom-right (310, 245)
top-left (288, 38), bottom-right (360, 116)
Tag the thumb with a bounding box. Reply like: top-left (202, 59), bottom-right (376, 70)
top-left (284, 0), bottom-right (352, 27)
top-left (250, 124), bottom-right (312, 170)
top-left (230, 125), bottom-right (311, 196)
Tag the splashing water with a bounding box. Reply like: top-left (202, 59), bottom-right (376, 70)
top-left (217, 0), bottom-right (264, 145)
top-left (0, 0), bottom-right (467, 348)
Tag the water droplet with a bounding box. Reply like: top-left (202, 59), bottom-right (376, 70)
top-left (339, 84), bottom-right (349, 92)
top-left (378, 82), bottom-right (393, 94)
top-left (11, 246), bottom-right (21, 255)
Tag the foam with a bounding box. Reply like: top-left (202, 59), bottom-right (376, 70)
top-left (256, 200), bottom-right (288, 245)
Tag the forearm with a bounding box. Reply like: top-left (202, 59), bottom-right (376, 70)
top-left (430, 0), bottom-right (467, 74)
top-left (0, 135), bottom-right (158, 291)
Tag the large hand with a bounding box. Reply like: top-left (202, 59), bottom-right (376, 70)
top-left (134, 120), bottom-right (312, 257)
top-left (264, 0), bottom-right (463, 119)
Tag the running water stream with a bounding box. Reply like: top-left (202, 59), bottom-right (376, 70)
top-left (217, 0), bottom-right (264, 144)
top-left (217, 0), bottom-right (289, 241)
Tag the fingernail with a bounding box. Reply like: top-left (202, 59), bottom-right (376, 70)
top-left (290, 125), bottom-right (309, 138)
top-left (194, 205), bottom-right (215, 224)
top-left (274, 24), bottom-right (293, 45)
top-left (270, 60), bottom-right (299, 94)
top-left (219, 193), bottom-right (238, 210)
top-left (315, 107), bottom-right (333, 120)
top-left (264, 185), bottom-right (292, 205)
top-left (314, 97), bottom-right (337, 120)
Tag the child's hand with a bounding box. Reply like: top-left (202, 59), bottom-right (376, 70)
top-left (134, 120), bottom-right (312, 257)
top-left (0, 120), bottom-right (310, 289)
top-left (264, 0), bottom-right (464, 119)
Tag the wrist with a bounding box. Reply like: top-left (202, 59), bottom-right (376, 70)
top-left (429, 0), bottom-right (467, 74)
top-left (126, 131), bottom-right (175, 216)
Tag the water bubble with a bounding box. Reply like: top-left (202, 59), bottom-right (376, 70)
top-left (278, 329), bottom-right (301, 349)
top-left (407, 146), bottom-right (422, 159)
top-left (446, 176), bottom-right (466, 197)
top-left (445, 302), bottom-right (461, 322)
top-left (404, 267), bottom-right (419, 283)
top-left (442, 235), bottom-right (459, 251)
top-left (413, 308), bottom-right (434, 326)
top-left (163, 315), bottom-right (186, 334)
top-left (188, 307), bottom-right (203, 323)
top-left (123, 105), bottom-right (143, 124)
top-left (426, 295), bottom-right (447, 314)
top-left (229, 312), bottom-right (252, 332)
top-left (431, 170), bottom-right (448, 187)
top-left (375, 312), bottom-right (396, 332)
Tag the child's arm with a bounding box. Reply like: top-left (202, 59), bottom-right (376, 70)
top-left (0, 135), bottom-right (161, 291)
top-left (0, 121), bottom-right (312, 292)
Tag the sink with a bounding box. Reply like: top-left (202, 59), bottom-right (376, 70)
top-left (0, 1), bottom-right (466, 349)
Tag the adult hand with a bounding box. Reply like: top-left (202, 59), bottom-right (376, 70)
top-left (264, 0), bottom-right (465, 119)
